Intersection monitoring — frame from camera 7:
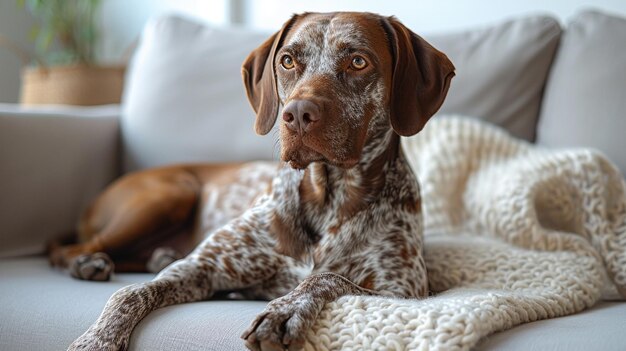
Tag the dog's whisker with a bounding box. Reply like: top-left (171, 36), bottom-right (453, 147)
top-left (272, 129), bottom-right (281, 161)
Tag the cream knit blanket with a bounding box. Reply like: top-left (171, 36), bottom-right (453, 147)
top-left (304, 116), bottom-right (626, 350)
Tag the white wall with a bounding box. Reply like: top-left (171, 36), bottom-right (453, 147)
top-left (244, 0), bottom-right (626, 33)
top-left (0, 1), bottom-right (35, 103)
top-left (93, 0), bottom-right (626, 64)
top-left (97, 0), bottom-right (229, 63)
top-left (2, 0), bottom-right (626, 103)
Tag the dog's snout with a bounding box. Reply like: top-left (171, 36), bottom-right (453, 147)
top-left (282, 100), bottom-right (320, 134)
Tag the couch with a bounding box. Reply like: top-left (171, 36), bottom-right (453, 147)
top-left (1, 9), bottom-right (625, 351)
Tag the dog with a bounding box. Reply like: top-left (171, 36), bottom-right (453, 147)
top-left (64, 11), bottom-right (454, 351)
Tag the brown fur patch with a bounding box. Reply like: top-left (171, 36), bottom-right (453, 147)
top-left (299, 163), bottom-right (327, 207)
top-left (359, 272), bottom-right (376, 290)
top-left (222, 257), bottom-right (237, 279)
top-left (271, 213), bottom-right (312, 260)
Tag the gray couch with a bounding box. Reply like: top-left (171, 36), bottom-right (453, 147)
top-left (1, 10), bottom-right (626, 351)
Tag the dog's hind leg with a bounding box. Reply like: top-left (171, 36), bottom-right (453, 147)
top-left (49, 168), bottom-right (200, 281)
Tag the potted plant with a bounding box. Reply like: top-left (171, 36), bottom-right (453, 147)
top-left (17, 0), bottom-right (124, 106)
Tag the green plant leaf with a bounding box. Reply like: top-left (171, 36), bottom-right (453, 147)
top-left (20, 0), bottom-right (102, 66)
top-left (28, 25), bottom-right (40, 41)
top-left (25, 0), bottom-right (41, 12)
top-left (41, 28), bottom-right (53, 51)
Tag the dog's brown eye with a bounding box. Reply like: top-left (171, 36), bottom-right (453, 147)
top-left (281, 55), bottom-right (295, 69)
top-left (351, 56), bottom-right (367, 70)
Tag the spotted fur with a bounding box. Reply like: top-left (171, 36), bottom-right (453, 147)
top-left (68, 12), bottom-right (454, 351)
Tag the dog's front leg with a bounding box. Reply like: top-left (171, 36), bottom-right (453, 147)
top-left (242, 272), bottom-right (383, 351)
top-left (69, 209), bottom-right (285, 351)
top-left (68, 258), bottom-right (212, 351)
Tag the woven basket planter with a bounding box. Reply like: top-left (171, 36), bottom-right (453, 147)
top-left (20, 64), bottom-right (125, 106)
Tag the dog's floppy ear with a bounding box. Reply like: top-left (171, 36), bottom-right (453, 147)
top-left (382, 17), bottom-right (455, 136)
top-left (242, 15), bottom-right (300, 135)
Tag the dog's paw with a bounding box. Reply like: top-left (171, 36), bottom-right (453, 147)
top-left (69, 253), bottom-right (114, 281)
top-left (48, 247), bottom-right (67, 268)
top-left (146, 247), bottom-right (181, 273)
top-left (241, 294), bottom-right (316, 351)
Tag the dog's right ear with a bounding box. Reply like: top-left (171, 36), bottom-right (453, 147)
top-left (242, 15), bottom-right (300, 136)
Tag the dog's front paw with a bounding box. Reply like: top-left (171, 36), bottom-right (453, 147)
top-left (241, 294), bottom-right (317, 351)
top-left (69, 253), bottom-right (114, 281)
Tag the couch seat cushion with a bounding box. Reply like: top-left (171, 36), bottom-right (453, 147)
top-left (2, 257), bottom-right (625, 350)
top-left (0, 257), bottom-right (265, 351)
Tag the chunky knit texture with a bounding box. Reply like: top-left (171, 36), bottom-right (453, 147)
top-left (303, 116), bottom-right (626, 350)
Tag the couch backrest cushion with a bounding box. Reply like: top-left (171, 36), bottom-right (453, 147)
top-left (536, 10), bottom-right (626, 175)
top-left (122, 16), bottom-right (274, 171)
top-left (123, 14), bottom-right (561, 171)
top-left (426, 15), bottom-right (561, 141)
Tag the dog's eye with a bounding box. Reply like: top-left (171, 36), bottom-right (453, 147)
top-left (351, 56), bottom-right (367, 70)
top-left (281, 55), bottom-right (295, 69)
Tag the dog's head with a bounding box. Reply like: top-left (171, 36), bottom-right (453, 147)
top-left (242, 12), bottom-right (454, 169)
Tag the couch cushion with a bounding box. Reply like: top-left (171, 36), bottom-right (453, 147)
top-left (0, 104), bottom-right (120, 258)
top-left (477, 301), bottom-right (626, 350)
top-left (0, 257), bottom-right (266, 351)
top-left (536, 10), bottom-right (626, 175)
top-left (426, 15), bottom-right (561, 141)
top-left (122, 16), bottom-right (275, 171)
top-left (1, 256), bottom-right (625, 351)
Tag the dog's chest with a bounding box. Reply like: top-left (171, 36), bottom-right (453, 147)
top-left (301, 163), bottom-right (424, 276)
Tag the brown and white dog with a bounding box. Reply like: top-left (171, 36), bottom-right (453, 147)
top-left (63, 12), bottom-right (454, 351)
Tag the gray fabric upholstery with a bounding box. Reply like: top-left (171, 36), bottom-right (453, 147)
top-left (426, 15), bottom-right (561, 141)
top-left (536, 10), bottom-right (626, 175)
top-left (0, 257), bottom-right (266, 351)
top-left (0, 104), bottom-right (120, 258)
top-left (1, 257), bottom-right (625, 351)
top-left (477, 301), bottom-right (626, 350)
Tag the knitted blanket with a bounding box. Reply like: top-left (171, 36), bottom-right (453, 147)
top-left (304, 116), bottom-right (626, 350)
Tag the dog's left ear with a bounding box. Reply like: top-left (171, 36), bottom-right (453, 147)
top-left (383, 17), bottom-right (455, 136)
top-left (242, 15), bottom-right (301, 135)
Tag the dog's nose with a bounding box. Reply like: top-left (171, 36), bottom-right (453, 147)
top-left (282, 100), bottom-right (320, 134)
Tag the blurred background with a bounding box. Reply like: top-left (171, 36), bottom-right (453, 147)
top-left (1, 0), bottom-right (626, 104)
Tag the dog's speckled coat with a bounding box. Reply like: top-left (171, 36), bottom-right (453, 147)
top-left (68, 12), bottom-right (454, 351)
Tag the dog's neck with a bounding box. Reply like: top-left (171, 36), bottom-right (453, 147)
top-left (273, 116), bottom-right (410, 259)
top-left (299, 119), bottom-right (400, 218)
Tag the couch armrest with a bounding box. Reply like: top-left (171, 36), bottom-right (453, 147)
top-left (0, 104), bottom-right (121, 258)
